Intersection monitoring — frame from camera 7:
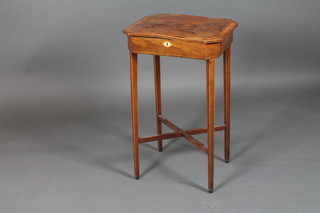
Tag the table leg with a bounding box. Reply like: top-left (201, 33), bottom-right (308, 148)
top-left (206, 59), bottom-right (216, 193)
top-left (223, 46), bottom-right (231, 163)
top-left (130, 52), bottom-right (139, 179)
top-left (154, 55), bottom-right (163, 152)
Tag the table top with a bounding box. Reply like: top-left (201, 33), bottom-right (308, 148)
top-left (123, 14), bottom-right (238, 44)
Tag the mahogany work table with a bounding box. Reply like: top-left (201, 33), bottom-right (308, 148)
top-left (123, 14), bottom-right (238, 193)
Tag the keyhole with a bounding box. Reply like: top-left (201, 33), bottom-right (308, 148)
top-left (163, 41), bottom-right (172, 47)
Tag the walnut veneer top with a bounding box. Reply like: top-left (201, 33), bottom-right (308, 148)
top-left (123, 14), bottom-right (238, 44)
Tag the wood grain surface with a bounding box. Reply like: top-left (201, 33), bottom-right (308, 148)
top-left (123, 14), bottom-right (238, 44)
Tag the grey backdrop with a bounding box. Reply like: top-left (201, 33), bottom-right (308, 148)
top-left (0, 0), bottom-right (319, 212)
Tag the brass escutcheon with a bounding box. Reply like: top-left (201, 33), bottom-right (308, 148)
top-left (163, 41), bottom-right (172, 47)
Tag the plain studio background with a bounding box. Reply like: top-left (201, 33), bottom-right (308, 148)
top-left (0, 0), bottom-right (319, 212)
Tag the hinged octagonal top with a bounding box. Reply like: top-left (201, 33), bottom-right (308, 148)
top-left (123, 14), bottom-right (238, 44)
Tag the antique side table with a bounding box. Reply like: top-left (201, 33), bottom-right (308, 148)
top-left (123, 14), bottom-right (238, 193)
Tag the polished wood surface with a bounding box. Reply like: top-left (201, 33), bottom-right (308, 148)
top-left (124, 14), bottom-right (237, 59)
top-left (129, 52), bottom-right (139, 180)
top-left (206, 59), bottom-right (216, 193)
top-left (153, 55), bottom-right (163, 151)
top-left (125, 14), bottom-right (237, 193)
top-left (130, 36), bottom-right (207, 59)
top-left (129, 32), bottom-right (233, 59)
top-left (224, 47), bottom-right (232, 163)
top-left (123, 14), bottom-right (238, 43)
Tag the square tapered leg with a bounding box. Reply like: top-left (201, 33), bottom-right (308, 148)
top-left (206, 59), bottom-right (216, 193)
top-left (154, 55), bottom-right (163, 152)
top-left (224, 47), bottom-right (231, 163)
top-left (130, 52), bottom-right (140, 179)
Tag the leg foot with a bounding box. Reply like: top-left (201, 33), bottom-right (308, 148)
top-left (135, 176), bottom-right (140, 180)
top-left (208, 189), bottom-right (214, 194)
top-left (225, 159), bottom-right (230, 163)
top-left (159, 148), bottom-right (163, 152)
